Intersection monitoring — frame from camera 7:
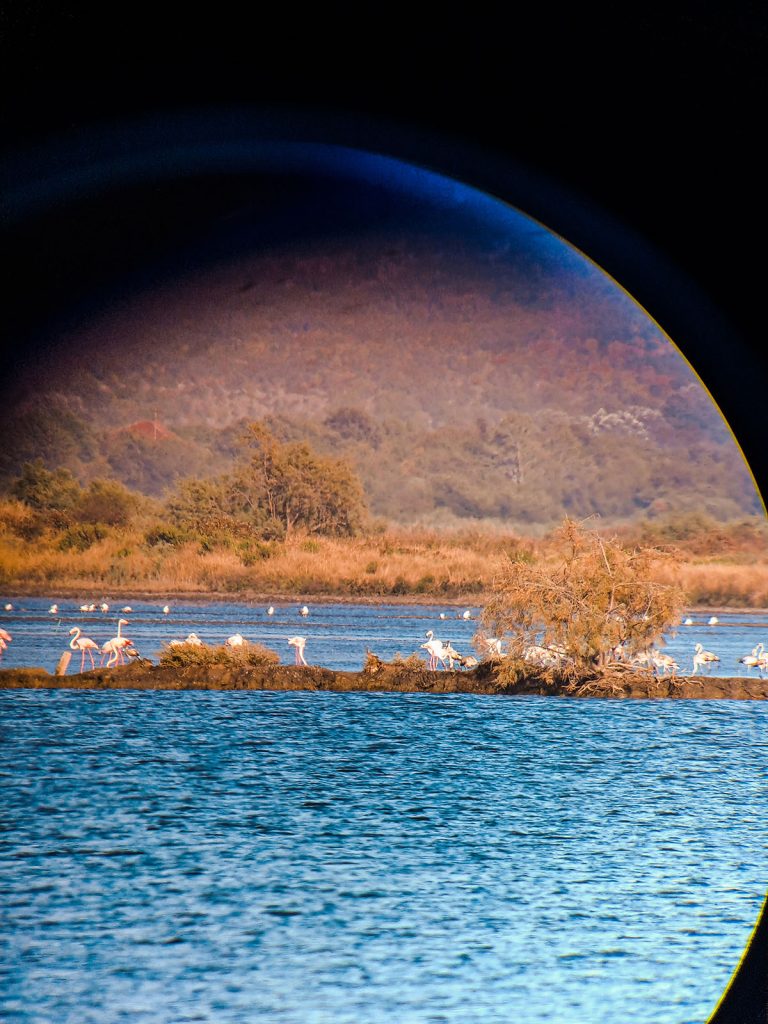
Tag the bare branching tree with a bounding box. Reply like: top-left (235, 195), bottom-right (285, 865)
top-left (479, 518), bottom-right (686, 687)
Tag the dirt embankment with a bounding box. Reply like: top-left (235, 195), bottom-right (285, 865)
top-left (1, 661), bottom-right (767, 699)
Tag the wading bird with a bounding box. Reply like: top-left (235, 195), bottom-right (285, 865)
top-left (288, 636), bottom-right (308, 665)
top-left (4, 604), bottom-right (13, 611)
top-left (693, 642), bottom-right (720, 674)
top-left (69, 627), bottom-right (100, 672)
top-left (441, 641), bottom-right (464, 670)
top-left (121, 606), bottom-right (133, 613)
top-left (300, 605), bottom-right (310, 617)
top-left (101, 619), bottom-right (132, 667)
top-left (708, 616), bottom-right (719, 626)
top-left (267, 606), bottom-right (275, 616)
top-left (225, 633), bottom-right (247, 648)
top-left (421, 631), bottom-right (449, 670)
top-left (462, 610), bottom-right (472, 620)
top-left (162, 605), bottom-right (170, 614)
top-left (168, 633), bottom-right (203, 648)
top-left (49, 604), bottom-right (58, 614)
top-left (0, 628), bottom-right (10, 660)
top-left (738, 643), bottom-right (765, 674)
top-left (651, 652), bottom-right (680, 677)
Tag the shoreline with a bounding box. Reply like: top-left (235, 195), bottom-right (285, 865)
top-left (2, 662), bottom-right (767, 700)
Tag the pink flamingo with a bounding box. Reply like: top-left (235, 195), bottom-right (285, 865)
top-left (101, 618), bottom-right (132, 667)
top-left (287, 636), bottom-right (308, 665)
top-left (0, 628), bottom-right (11, 661)
top-left (69, 627), bottom-right (100, 672)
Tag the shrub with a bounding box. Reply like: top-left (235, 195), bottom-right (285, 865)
top-left (159, 641), bottom-right (280, 669)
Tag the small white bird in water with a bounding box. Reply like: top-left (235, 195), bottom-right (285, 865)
top-left (708, 616), bottom-right (719, 626)
top-left (49, 604), bottom-right (58, 614)
top-left (121, 606), bottom-right (132, 613)
top-left (462, 610), bottom-right (472, 620)
top-left (162, 605), bottom-right (170, 614)
top-left (267, 606), bottom-right (275, 616)
top-left (225, 633), bottom-right (247, 648)
top-left (288, 636), bottom-right (308, 665)
top-left (3, 604), bottom-right (13, 611)
top-left (683, 617), bottom-right (694, 626)
top-left (300, 605), bottom-right (309, 617)
top-left (100, 603), bottom-right (109, 613)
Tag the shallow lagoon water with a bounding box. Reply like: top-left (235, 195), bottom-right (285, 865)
top-left (1, 686), bottom-right (767, 1023)
top-left (1, 598), bottom-right (767, 678)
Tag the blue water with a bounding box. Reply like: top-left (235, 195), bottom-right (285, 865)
top-left (1, 598), bottom-right (767, 678)
top-left (1, 689), bottom-right (766, 1023)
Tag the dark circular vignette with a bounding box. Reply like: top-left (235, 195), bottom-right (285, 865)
top-left (2, 108), bottom-right (767, 1024)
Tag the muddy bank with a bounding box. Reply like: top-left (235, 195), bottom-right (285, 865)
top-left (1, 661), bottom-right (767, 699)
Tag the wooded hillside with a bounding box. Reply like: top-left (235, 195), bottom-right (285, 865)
top-left (2, 225), bottom-right (759, 530)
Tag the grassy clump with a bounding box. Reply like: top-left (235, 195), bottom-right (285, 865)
top-left (158, 641), bottom-right (280, 669)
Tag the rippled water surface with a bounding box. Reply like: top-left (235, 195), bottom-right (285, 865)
top-left (1, 598), bottom-right (768, 677)
top-left (1, 689), bottom-right (766, 1023)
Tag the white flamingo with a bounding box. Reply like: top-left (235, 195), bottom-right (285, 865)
top-left (49, 604), bottom-right (58, 614)
top-left (738, 643), bottom-right (765, 674)
top-left (288, 636), bottom-right (308, 665)
top-left (693, 642), bottom-right (720, 674)
top-left (421, 631), bottom-right (449, 670)
top-left (100, 603), bottom-right (109, 613)
top-left (651, 652), bottom-right (680, 677)
top-left (0, 629), bottom-right (10, 660)
top-left (69, 627), bottom-right (100, 671)
top-left (267, 606), bottom-right (275, 616)
top-left (708, 616), bottom-right (719, 626)
top-left (225, 633), bottom-right (247, 648)
top-left (3, 604), bottom-right (13, 611)
top-left (168, 633), bottom-right (203, 648)
top-left (162, 605), bottom-right (170, 614)
top-left (121, 606), bottom-right (133, 613)
top-left (300, 605), bottom-right (309, 617)
top-left (101, 618), bottom-right (131, 666)
top-left (683, 617), bottom-right (694, 626)
top-left (462, 610), bottom-right (472, 620)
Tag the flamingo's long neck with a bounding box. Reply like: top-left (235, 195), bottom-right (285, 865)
top-left (69, 628), bottom-right (81, 650)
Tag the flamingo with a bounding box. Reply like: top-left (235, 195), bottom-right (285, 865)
top-left (683, 617), bottom-right (694, 626)
top-left (49, 604), bottom-right (58, 614)
top-left (651, 652), bottom-right (680, 677)
top-left (300, 605), bottom-right (309, 617)
top-left (462, 610), bottom-right (472, 620)
top-left (4, 603), bottom-right (13, 611)
top-left (738, 643), bottom-right (765, 674)
top-left (162, 605), bottom-right (170, 614)
top-left (267, 606), bottom-right (275, 616)
top-left (168, 633), bottom-right (203, 648)
top-left (69, 627), bottom-right (100, 672)
top-left (0, 629), bottom-right (10, 660)
top-left (421, 630), bottom-right (449, 670)
top-left (482, 636), bottom-right (504, 658)
top-left (693, 642), bottom-right (720, 674)
top-left (225, 633), bottom-right (247, 648)
top-left (708, 616), bottom-right (719, 626)
top-left (288, 636), bottom-right (308, 665)
top-left (441, 641), bottom-right (464, 670)
top-left (101, 618), bottom-right (131, 666)
top-left (100, 603), bottom-right (109, 613)
top-left (121, 606), bottom-right (133, 613)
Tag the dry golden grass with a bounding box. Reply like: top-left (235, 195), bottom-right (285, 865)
top-left (1, 504), bottom-right (767, 606)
